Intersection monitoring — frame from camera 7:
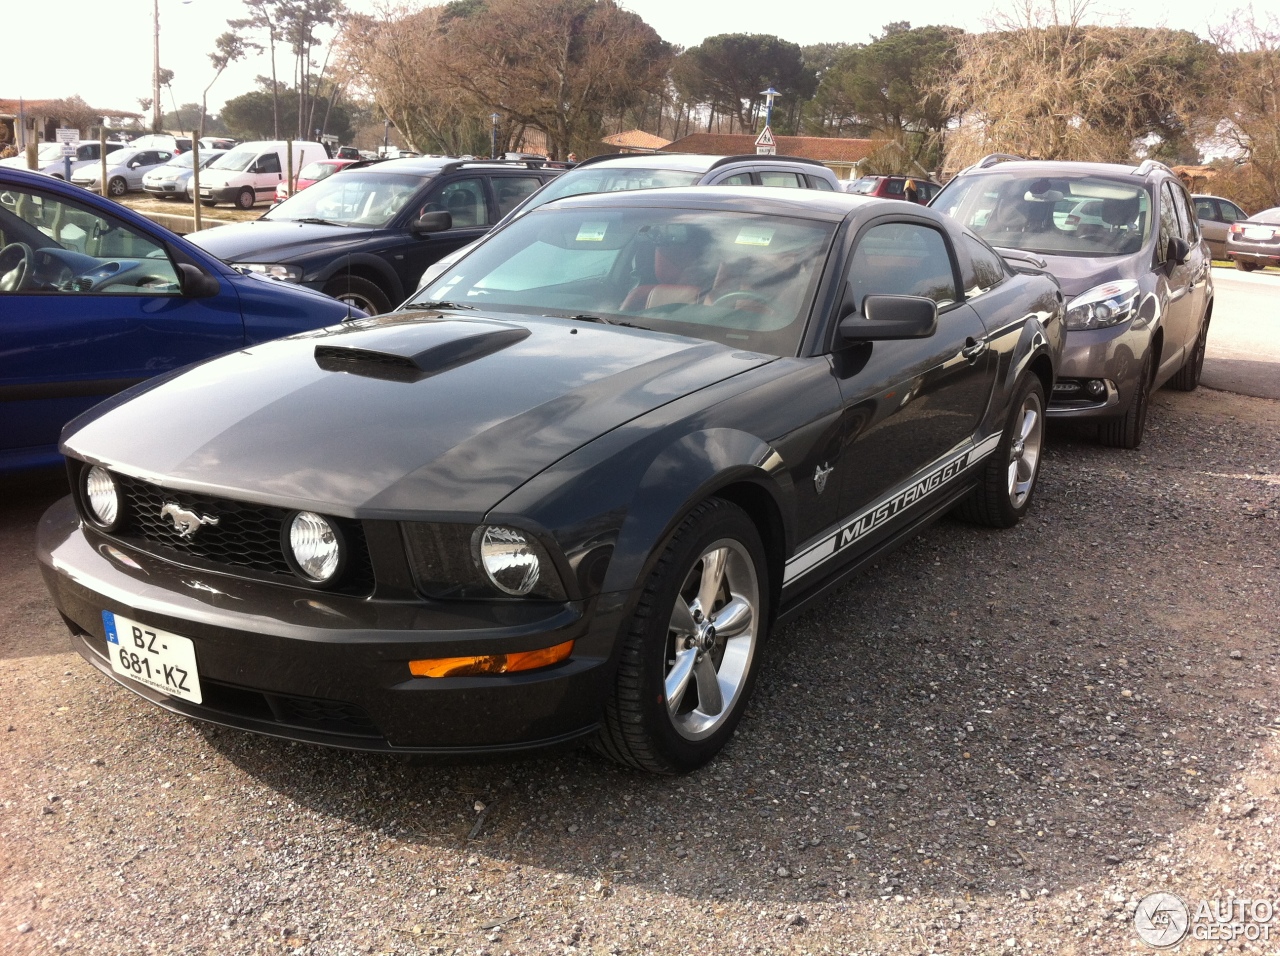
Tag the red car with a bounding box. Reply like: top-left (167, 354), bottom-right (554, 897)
top-left (842, 174), bottom-right (941, 204)
top-left (274, 158), bottom-right (359, 202)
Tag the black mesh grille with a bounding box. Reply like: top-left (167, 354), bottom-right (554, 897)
top-left (107, 473), bottom-right (374, 594)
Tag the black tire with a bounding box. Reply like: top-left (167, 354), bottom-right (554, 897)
top-left (107, 177), bottom-right (127, 197)
top-left (592, 498), bottom-right (769, 774)
top-left (1234, 260), bottom-right (1258, 272)
top-left (322, 275), bottom-right (391, 315)
top-left (1170, 313), bottom-right (1210, 392)
top-left (1098, 349), bottom-right (1153, 449)
top-left (236, 187), bottom-right (256, 210)
top-left (200, 199), bottom-right (216, 208)
top-left (955, 374), bottom-right (1045, 528)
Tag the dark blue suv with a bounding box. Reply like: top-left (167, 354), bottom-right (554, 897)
top-left (0, 167), bottom-right (359, 473)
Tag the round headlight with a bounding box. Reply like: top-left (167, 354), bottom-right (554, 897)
top-left (476, 526), bottom-right (541, 596)
top-left (287, 511), bottom-right (344, 584)
top-left (84, 465), bottom-right (121, 528)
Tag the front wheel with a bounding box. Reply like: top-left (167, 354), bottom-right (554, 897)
top-left (955, 374), bottom-right (1045, 528)
top-left (1098, 349), bottom-right (1153, 449)
top-left (236, 187), bottom-right (256, 210)
top-left (107, 177), bottom-right (127, 197)
top-left (1170, 313), bottom-right (1210, 392)
top-left (593, 498), bottom-right (769, 773)
top-left (322, 275), bottom-right (390, 316)
top-left (1234, 260), bottom-right (1258, 272)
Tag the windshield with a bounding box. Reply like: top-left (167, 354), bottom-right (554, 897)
top-left (38, 143), bottom-right (65, 161)
top-left (298, 161), bottom-right (339, 180)
top-left (264, 170), bottom-right (425, 226)
top-left (207, 149), bottom-right (257, 172)
top-left (167, 152), bottom-right (196, 169)
top-left (409, 205), bottom-right (835, 356)
top-left (515, 167), bottom-right (703, 219)
top-left (934, 172), bottom-right (1152, 257)
top-left (107, 150), bottom-right (141, 168)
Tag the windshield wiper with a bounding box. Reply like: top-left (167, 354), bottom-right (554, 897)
top-left (285, 217), bottom-right (347, 226)
top-left (558, 313), bottom-right (650, 330)
top-left (407, 299), bottom-right (478, 311)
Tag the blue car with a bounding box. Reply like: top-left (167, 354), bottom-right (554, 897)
top-left (0, 167), bottom-right (362, 473)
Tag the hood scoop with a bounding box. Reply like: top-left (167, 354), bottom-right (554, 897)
top-left (314, 320), bottom-right (530, 383)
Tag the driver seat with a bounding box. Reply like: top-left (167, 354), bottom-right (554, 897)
top-left (620, 246), bottom-right (701, 310)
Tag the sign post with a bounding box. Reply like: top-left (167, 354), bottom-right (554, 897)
top-left (56, 127), bottom-right (77, 181)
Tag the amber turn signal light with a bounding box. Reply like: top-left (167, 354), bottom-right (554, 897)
top-left (408, 640), bottom-right (574, 678)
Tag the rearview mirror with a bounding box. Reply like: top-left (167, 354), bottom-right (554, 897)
top-left (412, 210), bottom-right (453, 234)
top-left (838, 294), bottom-right (938, 344)
top-left (177, 262), bottom-right (220, 298)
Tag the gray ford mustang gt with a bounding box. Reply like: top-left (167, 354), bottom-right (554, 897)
top-left (38, 187), bottom-right (1064, 773)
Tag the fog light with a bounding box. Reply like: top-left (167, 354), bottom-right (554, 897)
top-left (408, 640), bottom-right (575, 678)
top-left (286, 511), bottom-right (344, 584)
top-left (84, 465), bottom-right (122, 529)
top-left (1085, 379), bottom-right (1107, 397)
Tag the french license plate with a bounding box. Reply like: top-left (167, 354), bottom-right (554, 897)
top-left (1244, 227), bottom-right (1274, 241)
top-left (102, 611), bottom-right (202, 704)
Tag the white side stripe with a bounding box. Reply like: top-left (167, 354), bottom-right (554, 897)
top-left (783, 433), bottom-right (1001, 587)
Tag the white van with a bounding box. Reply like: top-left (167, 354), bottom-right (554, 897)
top-left (198, 140), bottom-right (328, 209)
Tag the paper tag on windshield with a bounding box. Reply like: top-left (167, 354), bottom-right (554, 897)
top-left (576, 222), bottom-right (608, 242)
top-left (735, 226), bottom-right (774, 247)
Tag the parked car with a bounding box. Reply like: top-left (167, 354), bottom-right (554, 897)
top-left (0, 140), bottom-right (128, 179)
top-left (843, 174), bottom-right (941, 204)
top-left (1193, 194), bottom-right (1249, 260)
top-left (187, 157), bottom-right (563, 315)
top-left (141, 149), bottom-right (227, 199)
top-left (129, 133), bottom-right (192, 155)
top-left (198, 140), bottom-right (329, 209)
top-left (1224, 206), bottom-right (1280, 272)
top-left (414, 152), bottom-right (842, 291)
top-left (70, 147), bottom-right (174, 196)
top-left (933, 156), bottom-right (1213, 448)
top-left (0, 166), bottom-right (361, 474)
top-left (273, 157), bottom-right (359, 203)
top-left (198, 137), bottom-right (237, 152)
top-left (37, 186), bottom-right (1062, 771)
top-left (335, 146), bottom-right (361, 160)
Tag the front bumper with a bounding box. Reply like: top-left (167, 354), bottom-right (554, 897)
top-left (199, 184), bottom-right (247, 203)
top-left (1045, 321), bottom-right (1149, 421)
top-left (144, 182), bottom-right (181, 195)
top-left (37, 495), bottom-right (623, 754)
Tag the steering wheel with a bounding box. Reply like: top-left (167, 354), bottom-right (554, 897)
top-left (0, 242), bottom-right (33, 292)
top-left (711, 290), bottom-right (775, 313)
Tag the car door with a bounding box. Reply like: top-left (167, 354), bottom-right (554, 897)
top-left (1157, 180), bottom-right (1198, 373)
top-left (831, 218), bottom-right (998, 527)
top-left (1194, 196), bottom-right (1227, 259)
top-left (0, 182), bottom-right (246, 467)
top-left (397, 176), bottom-right (494, 292)
top-left (1171, 184), bottom-right (1210, 338)
top-left (253, 151), bottom-right (282, 201)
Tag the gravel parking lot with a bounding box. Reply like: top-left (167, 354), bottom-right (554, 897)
top-left (3, 386), bottom-right (1279, 955)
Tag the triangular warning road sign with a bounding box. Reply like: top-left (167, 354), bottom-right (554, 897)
top-left (754, 126), bottom-right (775, 148)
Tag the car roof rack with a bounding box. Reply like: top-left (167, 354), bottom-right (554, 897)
top-left (975, 153), bottom-right (1025, 169)
top-left (707, 153), bottom-right (825, 170)
top-left (1133, 159), bottom-right (1175, 178)
top-left (436, 158), bottom-right (561, 175)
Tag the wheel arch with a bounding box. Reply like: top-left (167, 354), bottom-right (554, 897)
top-left (317, 255), bottom-right (402, 304)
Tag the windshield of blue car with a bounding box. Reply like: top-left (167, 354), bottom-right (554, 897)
top-left (411, 205), bottom-right (835, 356)
top-left (934, 173), bottom-right (1152, 257)
top-left (263, 171), bottom-right (425, 226)
top-left (514, 167), bottom-right (703, 219)
top-left (206, 149), bottom-right (257, 172)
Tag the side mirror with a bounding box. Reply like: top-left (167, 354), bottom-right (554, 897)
top-left (412, 210), bottom-right (453, 235)
top-left (838, 294), bottom-right (938, 344)
top-left (177, 262), bottom-right (220, 298)
top-left (1166, 236), bottom-right (1190, 265)
top-left (128, 161), bottom-right (141, 169)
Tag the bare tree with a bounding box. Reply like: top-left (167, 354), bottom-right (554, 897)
top-left (1211, 8), bottom-right (1280, 207)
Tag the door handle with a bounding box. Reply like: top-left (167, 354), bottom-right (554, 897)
top-left (961, 337), bottom-right (988, 361)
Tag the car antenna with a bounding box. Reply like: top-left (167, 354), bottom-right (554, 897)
top-left (345, 252), bottom-right (352, 322)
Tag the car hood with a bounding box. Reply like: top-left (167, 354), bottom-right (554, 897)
top-left (187, 219), bottom-right (380, 262)
top-left (62, 312), bottom-right (773, 517)
top-left (1034, 252), bottom-right (1144, 299)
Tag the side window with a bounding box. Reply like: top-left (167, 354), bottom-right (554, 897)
top-left (1220, 201), bottom-right (1245, 223)
top-left (79, 144), bottom-right (99, 161)
top-left (256, 153), bottom-right (281, 174)
top-left (1157, 182), bottom-right (1181, 257)
top-left (0, 187), bottom-right (180, 294)
top-left (759, 171), bottom-right (802, 188)
top-left (1173, 186), bottom-right (1199, 242)
top-left (718, 173), bottom-right (753, 186)
top-left (1194, 197), bottom-right (1217, 221)
top-left (157, 151), bottom-right (173, 165)
top-left (492, 176), bottom-right (543, 218)
top-left (846, 221), bottom-right (957, 309)
top-left (960, 234), bottom-right (1007, 299)
top-left (434, 178), bottom-right (489, 229)
top-left (918, 182), bottom-right (939, 203)
top-left (807, 175), bottom-right (835, 191)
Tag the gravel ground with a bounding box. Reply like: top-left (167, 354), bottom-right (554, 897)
top-left (2, 385), bottom-right (1278, 956)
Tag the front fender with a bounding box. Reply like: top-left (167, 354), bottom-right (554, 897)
top-left (313, 253), bottom-right (403, 302)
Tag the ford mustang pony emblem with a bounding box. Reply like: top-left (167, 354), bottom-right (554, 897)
top-left (813, 462), bottom-right (834, 495)
top-left (160, 503), bottom-right (219, 539)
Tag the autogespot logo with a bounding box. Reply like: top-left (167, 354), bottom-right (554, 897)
top-left (1134, 892), bottom-right (1191, 948)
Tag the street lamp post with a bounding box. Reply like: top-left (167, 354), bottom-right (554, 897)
top-left (490, 113), bottom-right (500, 160)
top-left (153, 0), bottom-right (162, 132)
top-left (760, 87), bottom-right (780, 131)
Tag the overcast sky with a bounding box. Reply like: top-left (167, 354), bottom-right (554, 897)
top-left (0, 0), bottom-right (1238, 126)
